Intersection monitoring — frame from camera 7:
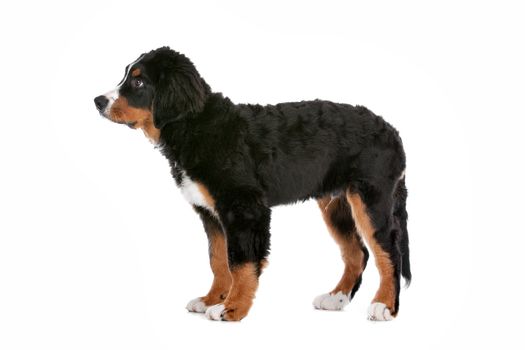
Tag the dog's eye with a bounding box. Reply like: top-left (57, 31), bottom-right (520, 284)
top-left (131, 78), bottom-right (144, 89)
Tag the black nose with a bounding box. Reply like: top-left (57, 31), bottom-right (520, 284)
top-left (94, 95), bottom-right (109, 112)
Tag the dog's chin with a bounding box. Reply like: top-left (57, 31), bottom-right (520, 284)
top-left (98, 109), bottom-right (110, 120)
top-left (124, 121), bottom-right (137, 129)
top-left (98, 111), bottom-right (135, 128)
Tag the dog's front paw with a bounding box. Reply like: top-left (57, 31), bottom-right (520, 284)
top-left (204, 302), bottom-right (250, 321)
top-left (313, 291), bottom-right (351, 311)
top-left (205, 304), bottom-right (226, 320)
top-left (186, 297), bottom-right (208, 313)
top-left (367, 302), bottom-right (394, 321)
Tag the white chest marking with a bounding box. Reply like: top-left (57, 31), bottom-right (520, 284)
top-left (179, 172), bottom-right (215, 214)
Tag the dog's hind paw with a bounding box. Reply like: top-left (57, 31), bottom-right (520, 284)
top-left (367, 302), bottom-right (394, 321)
top-left (313, 291), bottom-right (350, 311)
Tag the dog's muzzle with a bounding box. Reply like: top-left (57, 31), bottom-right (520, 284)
top-left (94, 89), bottom-right (118, 118)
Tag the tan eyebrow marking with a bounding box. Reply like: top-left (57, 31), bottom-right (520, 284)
top-left (131, 68), bottom-right (141, 77)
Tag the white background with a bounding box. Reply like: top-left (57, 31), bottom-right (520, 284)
top-left (1, 1), bottom-right (523, 349)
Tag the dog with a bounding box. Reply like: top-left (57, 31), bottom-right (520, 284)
top-left (94, 47), bottom-right (411, 321)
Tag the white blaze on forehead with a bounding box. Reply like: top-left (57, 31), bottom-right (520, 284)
top-left (117, 54), bottom-right (145, 88)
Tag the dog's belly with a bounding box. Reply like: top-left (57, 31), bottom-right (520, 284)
top-left (263, 161), bottom-right (331, 206)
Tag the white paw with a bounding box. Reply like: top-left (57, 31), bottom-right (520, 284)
top-left (205, 304), bottom-right (225, 321)
top-left (186, 297), bottom-right (208, 313)
top-left (313, 291), bottom-right (351, 311)
top-left (367, 302), bottom-right (394, 321)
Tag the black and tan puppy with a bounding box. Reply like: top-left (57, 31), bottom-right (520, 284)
top-left (94, 47), bottom-right (411, 321)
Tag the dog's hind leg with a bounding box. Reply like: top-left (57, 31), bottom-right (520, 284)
top-left (346, 184), bottom-right (403, 321)
top-left (313, 195), bottom-right (369, 311)
top-left (186, 207), bottom-right (232, 313)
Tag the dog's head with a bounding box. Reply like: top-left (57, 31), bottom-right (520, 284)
top-left (94, 47), bottom-right (210, 142)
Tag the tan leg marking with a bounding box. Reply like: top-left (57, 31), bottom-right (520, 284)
top-left (317, 196), bottom-right (365, 295)
top-left (222, 263), bottom-right (260, 321)
top-left (201, 232), bottom-right (232, 306)
top-left (346, 192), bottom-right (396, 313)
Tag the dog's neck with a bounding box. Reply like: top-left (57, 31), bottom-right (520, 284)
top-left (154, 93), bottom-right (229, 165)
top-left (140, 117), bottom-right (161, 144)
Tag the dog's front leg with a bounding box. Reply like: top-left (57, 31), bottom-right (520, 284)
top-left (186, 207), bottom-right (232, 313)
top-left (205, 190), bottom-right (271, 321)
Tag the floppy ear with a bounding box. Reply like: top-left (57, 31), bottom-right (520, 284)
top-left (153, 68), bottom-right (209, 129)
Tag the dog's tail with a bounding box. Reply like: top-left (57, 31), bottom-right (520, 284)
top-left (394, 175), bottom-right (412, 286)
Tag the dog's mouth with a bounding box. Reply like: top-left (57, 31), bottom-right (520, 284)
top-left (125, 121), bottom-right (137, 129)
top-left (98, 111), bottom-right (137, 129)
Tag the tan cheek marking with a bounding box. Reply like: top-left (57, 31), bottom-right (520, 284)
top-left (222, 263), bottom-right (259, 321)
top-left (201, 232), bottom-right (232, 306)
top-left (317, 196), bottom-right (365, 295)
top-left (196, 182), bottom-right (216, 209)
top-left (110, 96), bottom-right (160, 143)
top-left (346, 191), bottom-right (396, 312)
top-left (131, 68), bottom-right (141, 77)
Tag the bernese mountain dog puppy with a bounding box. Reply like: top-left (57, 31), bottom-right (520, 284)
top-left (94, 47), bottom-right (411, 321)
